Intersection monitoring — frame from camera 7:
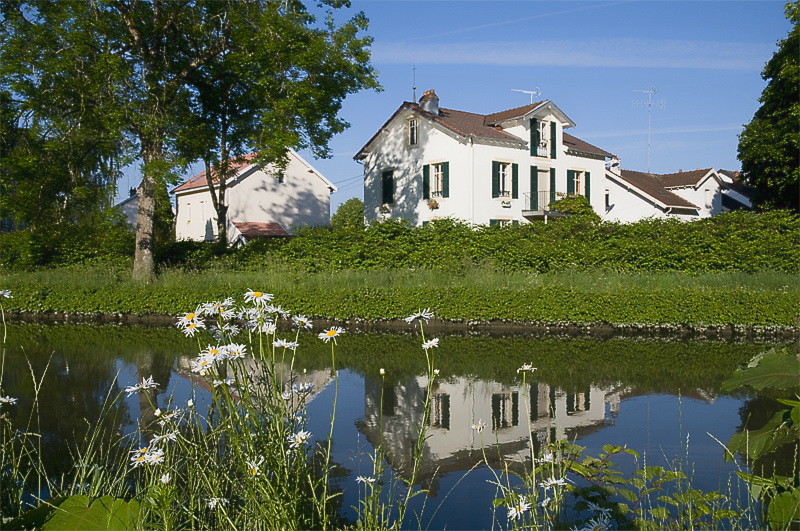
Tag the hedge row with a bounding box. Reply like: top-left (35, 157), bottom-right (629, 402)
top-left (2, 280), bottom-right (798, 328)
top-left (175, 210), bottom-right (800, 274)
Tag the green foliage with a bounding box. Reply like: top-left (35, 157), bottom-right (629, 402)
top-left (0, 213), bottom-right (134, 270)
top-left (722, 348), bottom-right (800, 530)
top-left (330, 198), bottom-right (366, 231)
top-left (549, 195), bottom-right (601, 220)
top-left (737, 2), bottom-right (800, 212)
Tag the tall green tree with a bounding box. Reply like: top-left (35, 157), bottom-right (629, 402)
top-left (1, 0), bottom-right (378, 278)
top-left (738, 1), bottom-right (800, 212)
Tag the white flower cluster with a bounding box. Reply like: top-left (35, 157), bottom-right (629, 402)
top-left (124, 376), bottom-right (159, 397)
top-left (190, 343), bottom-right (247, 374)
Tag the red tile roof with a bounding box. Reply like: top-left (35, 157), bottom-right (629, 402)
top-left (355, 99), bottom-right (613, 161)
top-left (618, 170), bottom-right (699, 209)
top-left (563, 133), bottom-right (615, 158)
top-left (654, 168), bottom-right (714, 188)
top-left (172, 153), bottom-right (259, 193)
top-left (232, 222), bottom-right (290, 238)
top-left (484, 102), bottom-right (544, 124)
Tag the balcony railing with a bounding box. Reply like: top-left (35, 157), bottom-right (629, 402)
top-left (523, 191), bottom-right (566, 212)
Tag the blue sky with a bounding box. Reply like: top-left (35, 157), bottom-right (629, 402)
top-left (118, 1), bottom-right (792, 214)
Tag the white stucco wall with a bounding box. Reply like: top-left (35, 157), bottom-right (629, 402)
top-left (175, 152), bottom-right (333, 242)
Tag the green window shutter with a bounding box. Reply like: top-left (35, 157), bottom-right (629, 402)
top-left (422, 221), bottom-right (429, 227)
top-left (491, 161), bottom-right (500, 198)
top-left (567, 170), bottom-right (575, 195)
top-left (442, 161), bottom-right (450, 198)
top-left (585, 171), bottom-right (591, 200)
top-left (512, 220), bottom-right (519, 226)
top-left (530, 119), bottom-right (539, 156)
top-left (422, 165), bottom-right (430, 200)
top-left (511, 163), bottom-right (519, 199)
top-left (550, 121), bottom-right (557, 159)
top-left (549, 168), bottom-right (556, 205)
top-left (382, 170), bottom-right (393, 204)
top-left (530, 166), bottom-right (538, 210)
top-left (489, 219), bottom-right (499, 227)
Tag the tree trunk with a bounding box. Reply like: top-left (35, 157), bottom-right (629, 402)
top-left (132, 141), bottom-right (162, 282)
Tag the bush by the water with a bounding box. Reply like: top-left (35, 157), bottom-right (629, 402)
top-left (1, 210), bottom-right (798, 274)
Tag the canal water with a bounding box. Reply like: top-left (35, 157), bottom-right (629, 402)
top-left (1, 323), bottom-right (791, 528)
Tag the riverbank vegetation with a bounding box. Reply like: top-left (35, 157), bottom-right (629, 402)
top-left (1, 211), bottom-right (798, 328)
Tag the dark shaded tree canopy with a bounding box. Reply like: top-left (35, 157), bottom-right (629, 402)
top-left (737, 1), bottom-right (800, 212)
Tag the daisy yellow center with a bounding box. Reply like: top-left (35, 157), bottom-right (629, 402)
top-left (253, 292), bottom-right (262, 297)
top-left (326, 330), bottom-right (337, 337)
top-left (188, 323), bottom-right (197, 329)
top-left (186, 312), bottom-right (195, 320)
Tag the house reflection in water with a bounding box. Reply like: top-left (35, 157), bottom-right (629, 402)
top-left (357, 375), bottom-right (625, 496)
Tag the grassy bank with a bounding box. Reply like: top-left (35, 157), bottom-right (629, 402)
top-left (2, 267), bottom-right (798, 328)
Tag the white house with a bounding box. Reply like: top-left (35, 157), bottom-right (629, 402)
top-left (356, 90), bottom-right (730, 225)
top-left (604, 167), bottom-right (728, 223)
top-left (171, 149), bottom-right (337, 245)
top-left (356, 89), bottom-right (614, 226)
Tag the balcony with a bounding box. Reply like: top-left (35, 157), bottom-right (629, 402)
top-left (522, 191), bottom-right (568, 220)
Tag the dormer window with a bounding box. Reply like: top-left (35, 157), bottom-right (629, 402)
top-left (530, 119), bottom-right (550, 158)
top-left (407, 118), bottom-right (418, 147)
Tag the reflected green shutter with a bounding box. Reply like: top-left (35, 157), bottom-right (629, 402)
top-left (492, 161), bottom-right (500, 198)
top-left (530, 119), bottom-right (539, 155)
top-left (512, 163), bottom-right (519, 199)
top-left (585, 171), bottom-right (591, 200)
top-left (489, 219), bottom-right (499, 227)
top-left (549, 168), bottom-right (556, 204)
top-left (550, 121), bottom-right (557, 159)
top-left (423, 165), bottom-right (430, 199)
top-left (567, 170), bottom-right (575, 195)
top-left (530, 166), bottom-right (538, 210)
top-left (442, 161), bottom-right (449, 198)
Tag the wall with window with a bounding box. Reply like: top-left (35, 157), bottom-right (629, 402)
top-left (175, 153), bottom-right (333, 243)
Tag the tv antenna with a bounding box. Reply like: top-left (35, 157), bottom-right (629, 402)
top-left (412, 65), bottom-right (417, 101)
top-left (632, 86), bottom-right (666, 173)
top-left (511, 87), bottom-right (541, 104)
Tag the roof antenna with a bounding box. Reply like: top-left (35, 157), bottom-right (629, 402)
top-left (412, 65), bottom-right (417, 101)
top-left (632, 86), bottom-right (666, 173)
top-left (511, 87), bottom-right (541, 104)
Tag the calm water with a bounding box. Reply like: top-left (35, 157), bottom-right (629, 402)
top-left (1, 323), bottom-right (790, 529)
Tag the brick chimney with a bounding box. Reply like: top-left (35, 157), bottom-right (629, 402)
top-left (419, 89), bottom-right (439, 116)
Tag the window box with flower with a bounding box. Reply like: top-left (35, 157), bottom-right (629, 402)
top-left (427, 199), bottom-right (439, 210)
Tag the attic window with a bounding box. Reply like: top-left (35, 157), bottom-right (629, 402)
top-left (407, 118), bottom-right (418, 147)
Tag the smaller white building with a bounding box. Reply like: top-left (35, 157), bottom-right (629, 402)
top-left (604, 168), bottom-right (726, 222)
top-left (171, 149), bottom-right (337, 244)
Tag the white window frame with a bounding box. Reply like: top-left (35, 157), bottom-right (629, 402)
top-left (538, 121), bottom-right (549, 157)
top-left (407, 118), bottom-right (418, 147)
top-left (431, 162), bottom-right (444, 197)
top-left (498, 162), bottom-right (512, 197)
top-left (574, 170), bottom-right (584, 196)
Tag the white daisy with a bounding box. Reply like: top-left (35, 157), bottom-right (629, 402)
top-left (0, 289), bottom-right (12, 299)
top-left (507, 496), bottom-right (531, 520)
top-left (422, 338), bottom-right (439, 350)
top-left (0, 395), bottom-right (18, 405)
top-left (540, 477), bottom-right (569, 489)
top-left (245, 456), bottom-right (264, 478)
top-left (404, 308), bottom-right (433, 324)
top-left (244, 290), bottom-right (273, 306)
top-left (471, 420), bottom-right (487, 433)
top-left (356, 476), bottom-right (376, 484)
top-left (517, 363), bottom-right (537, 373)
top-left (318, 327), bottom-right (345, 343)
top-left (293, 315), bottom-right (313, 329)
top-left (287, 430), bottom-right (311, 449)
top-left (160, 473), bottom-right (171, 484)
top-left (207, 497), bottom-right (229, 509)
